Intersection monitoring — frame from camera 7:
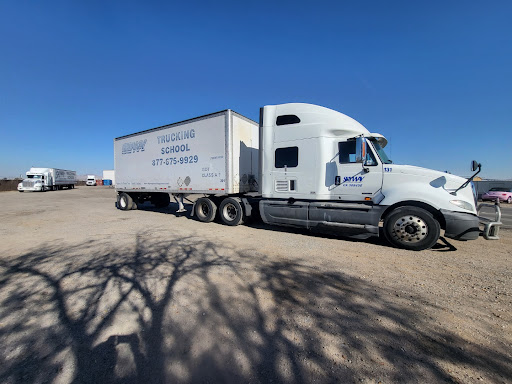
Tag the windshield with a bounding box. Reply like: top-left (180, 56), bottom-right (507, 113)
top-left (369, 138), bottom-right (392, 164)
top-left (27, 175), bottom-right (42, 179)
top-left (489, 187), bottom-right (510, 192)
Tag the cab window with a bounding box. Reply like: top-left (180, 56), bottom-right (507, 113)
top-left (275, 146), bottom-right (298, 168)
top-left (339, 140), bottom-right (378, 166)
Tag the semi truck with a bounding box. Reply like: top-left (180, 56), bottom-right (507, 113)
top-left (86, 175), bottom-right (97, 186)
top-left (18, 167), bottom-right (76, 192)
top-left (114, 103), bottom-right (501, 251)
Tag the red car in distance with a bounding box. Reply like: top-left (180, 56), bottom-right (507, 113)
top-left (481, 187), bottom-right (512, 204)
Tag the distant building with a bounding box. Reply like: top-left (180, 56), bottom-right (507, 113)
top-left (103, 170), bottom-right (115, 185)
top-left (473, 179), bottom-right (512, 198)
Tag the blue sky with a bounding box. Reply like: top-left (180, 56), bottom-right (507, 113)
top-left (1, 1), bottom-right (511, 179)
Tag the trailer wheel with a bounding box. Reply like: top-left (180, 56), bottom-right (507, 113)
top-left (219, 197), bottom-right (245, 226)
top-left (195, 197), bottom-right (217, 222)
top-left (117, 193), bottom-right (133, 211)
top-left (383, 206), bottom-right (440, 251)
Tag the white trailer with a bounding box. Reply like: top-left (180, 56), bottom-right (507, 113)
top-left (114, 104), bottom-right (501, 251)
top-left (114, 110), bottom-right (259, 211)
top-left (18, 168), bottom-right (76, 192)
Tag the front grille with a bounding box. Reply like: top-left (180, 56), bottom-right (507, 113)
top-left (22, 181), bottom-right (35, 187)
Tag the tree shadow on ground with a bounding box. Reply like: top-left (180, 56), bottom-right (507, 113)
top-left (0, 235), bottom-right (509, 383)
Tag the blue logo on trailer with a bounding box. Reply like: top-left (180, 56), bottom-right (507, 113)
top-left (122, 140), bottom-right (147, 155)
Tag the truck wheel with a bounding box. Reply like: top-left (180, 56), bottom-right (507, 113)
top-left (195, 197), bottom-right (217, 222)
top-left (117, 193), bottom-right (133, 211)
top-left (383, 206), bottom-right (440, 251)
top-left (219, 197), bottom-right (245, 226)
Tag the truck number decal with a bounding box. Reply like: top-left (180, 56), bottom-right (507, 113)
top-left (152, 155), bottom-right (199, 166)
top-left (384, 167), bottom-right (392, 173)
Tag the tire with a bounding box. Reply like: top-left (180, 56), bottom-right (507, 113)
top-left (195, 197), bottom-right (217, 222)
top-left (219, 197), bottom-right (245, 226)
top-left (383, 206), bottom-right (440, 251)
top-left (117, 193), bottom-right (133, 211)
top-left (152, 194), bottom-right (170, 208)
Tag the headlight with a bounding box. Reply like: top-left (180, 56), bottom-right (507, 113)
top-left (450, 200), bottom-right (474, 211)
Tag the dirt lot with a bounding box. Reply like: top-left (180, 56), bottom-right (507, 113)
top-left (0, 187), bottom-right (510, 383)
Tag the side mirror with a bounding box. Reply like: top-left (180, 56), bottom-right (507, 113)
top-left (471, 160), bottom-right (481, 172)
top-left (355, 137), bottom-right (366, 163)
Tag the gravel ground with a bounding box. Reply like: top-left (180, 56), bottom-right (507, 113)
top-left (0, 187), bottom-right (510, 383)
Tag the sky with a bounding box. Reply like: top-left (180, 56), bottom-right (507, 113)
top-left (1, 1), bottom-right (511, 179)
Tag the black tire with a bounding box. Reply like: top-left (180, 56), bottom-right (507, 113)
top-left (195, 197), bottom-right (217, 222)
top-left (219, 197), bottom-right (245, 226)
top-left (383, 206), bottom-right (440, 251)
top-left (152, 193), bottom-right (170, 208)
top-left (117, 193), bottom-right (133, 211)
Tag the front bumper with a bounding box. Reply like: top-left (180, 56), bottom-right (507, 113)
top-left (441, 203), bottom-right (502, 241)
top-left (441, 210), bottom-right (480, 240)
top-left (18, 186), bottom-right (43, 192)
top-left (477, 202), bottom-right (502, 240)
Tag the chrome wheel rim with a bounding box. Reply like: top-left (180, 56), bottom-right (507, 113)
top-left (200, 203), bottom-right (210, 216)
top-left (392, 215), bottom-right (428, 243)
top-left (223, 203), bottom-right (237, 221)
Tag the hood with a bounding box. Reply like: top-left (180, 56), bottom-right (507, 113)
top-left (389, 165), bottom-right (466, 190)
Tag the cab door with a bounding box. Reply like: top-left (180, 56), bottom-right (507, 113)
top-left (332, 139), bottom-right (383, 201)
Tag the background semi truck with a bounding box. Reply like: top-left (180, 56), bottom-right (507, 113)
top-left (114, 104), bottom-right (501, 251)
top-left (18, 167), bottom-right (76, 192)
top-left (86, 175), bottom-right (97, 186)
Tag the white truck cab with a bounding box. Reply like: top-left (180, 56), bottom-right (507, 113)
top-left (86, 175), bottom-right (97, 186)
top-left (258, 103), bottom-right (501, 250)
top-left (18, 168), bottom-right (50, 192)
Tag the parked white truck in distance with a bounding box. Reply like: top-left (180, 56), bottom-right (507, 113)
top-left (18, 168), bottom-right (76, 192)
top-left (86, 175), bottom-right (97, 186)
top-left (114, 103), bottom-right (502, 251)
